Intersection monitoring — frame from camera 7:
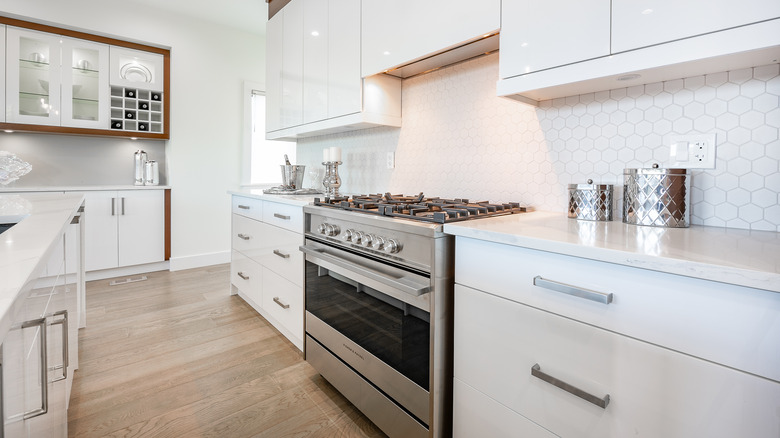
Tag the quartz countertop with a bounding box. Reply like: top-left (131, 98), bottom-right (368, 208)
top-left (0, 185), bottom-right (171, 192)
top-left (229, 187), bottom-right (321, 207)
top-left (444, 211), bottom-right (780, 293)
top-left (0, 192), bottom-right (84, 341)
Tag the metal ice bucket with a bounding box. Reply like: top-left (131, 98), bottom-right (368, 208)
top-left (281, 165), bottom-right (306, 190)
top-left (623, 164), bottom-right (690, 228)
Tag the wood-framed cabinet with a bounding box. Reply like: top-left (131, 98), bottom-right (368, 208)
top-left (0, 15), bottom-right (170, 139)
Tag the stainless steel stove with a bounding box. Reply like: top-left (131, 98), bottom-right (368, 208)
top-left (300, 193), bottom-right (529, 438)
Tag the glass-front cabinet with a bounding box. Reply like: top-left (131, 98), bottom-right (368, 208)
top-left (6, 26), bottom-right (62, 126)
top-left (61, 37), bottom-right (109, 128)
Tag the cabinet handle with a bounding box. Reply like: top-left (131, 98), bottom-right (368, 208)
top-left (111, 197), bottom-right (116, 216)
top-left (121, 197), bottom-right (126, 215)
top-left (48, 310), bottom-right (69, 382)
top-left (533, 276), bottom-right (613, 304)
top-left (273, 249), bottom-right (290, 259)
top-left (237, 233), bottom-right (251, 241)
top-left (237, 272), bottom-right (249, 280)
top-left (238, 204), bottom-right (251, 210)
top-left (273, 213), bottom-right (291, 220)
top-left (21, 317), bottom-right (48, 419)
top-left (273, 297), bottom-right (290, 309)
top-left (531, 363), bottom-right (610, 409)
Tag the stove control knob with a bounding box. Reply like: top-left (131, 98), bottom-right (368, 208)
top-left (353, 231), bottom-right (365, 244)
top-left (372, 236), bottom-right (386, 250)
top-left (325, 224), bottom-right (340, 237)
top-left (343, 229), bottom-right (355, 242)
top-left (317, 223), bottom-right (327, 235)
top-left (384, 239), bottom-right (402, 254)
top-left (362, 234), bottom-right (375, 248)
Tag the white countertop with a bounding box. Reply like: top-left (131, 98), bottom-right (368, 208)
top-left (0, 192), bottom-right (84, 341)
top-left (444, 211), bottom-right (780, 293)
top-left (0, 185), bottom-right (171, 192)
top-left (229, 187), bottom-right (320, 207)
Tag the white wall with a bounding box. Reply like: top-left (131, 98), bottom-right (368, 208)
top-left (0, 0), bottom-right (265, 269)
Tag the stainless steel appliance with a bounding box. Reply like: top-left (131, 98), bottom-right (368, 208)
top-left (300, 194), bottom-right (529, 438)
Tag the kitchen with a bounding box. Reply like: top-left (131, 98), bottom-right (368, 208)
top-left (0, 0), bottom-right (779, 437)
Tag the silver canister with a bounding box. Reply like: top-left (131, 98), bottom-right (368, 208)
top-left (144, 160), bottom-right (159, 186)
top-left (623, 164), bottom-right (690, 228)
top-left (133, 150), bottom-right (147, 185)
top-left (568, 179), bottom-right (613, 221)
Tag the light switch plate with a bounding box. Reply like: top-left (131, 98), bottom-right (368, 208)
top-left (386, 152), bottom-right (395, 169)
top-left (669, 134), bottom-right (717, 169)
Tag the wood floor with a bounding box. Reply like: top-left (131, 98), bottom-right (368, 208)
top-left (67, 264), bottom-right (386, 438)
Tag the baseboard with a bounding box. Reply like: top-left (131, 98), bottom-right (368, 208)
top-left (169, 251), bottom-right (230, 272)
top-left (85, 261), bottom-right (170, 281)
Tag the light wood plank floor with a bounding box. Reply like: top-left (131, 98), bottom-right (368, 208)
top-left (68, 264), bottom-right (386, 438)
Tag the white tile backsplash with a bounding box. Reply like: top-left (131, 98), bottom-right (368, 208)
top-left (298, 54), bottom-right (780, 232)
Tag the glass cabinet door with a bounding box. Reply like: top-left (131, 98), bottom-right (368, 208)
top-left (5, 26), bottom-right (62, 126)
top-left (61, 37), bottom-right (109, 128)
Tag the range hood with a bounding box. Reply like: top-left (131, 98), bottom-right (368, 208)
top-left (381, 33), bottom-right (499, 79)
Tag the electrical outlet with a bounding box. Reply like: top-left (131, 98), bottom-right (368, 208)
top-left (386, 152), bottom-right (395, 169)
top-left (669, 134), bottom-right (717, 169)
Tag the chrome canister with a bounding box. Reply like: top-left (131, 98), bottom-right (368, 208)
top-left (623, 164), bottom-right (690, 228)
top-left (144, 160), bottom-right (159, 186)
top-left (133, 150), bottom-right (147, 185)
top-left (568, 179), bottom-right (613, 221)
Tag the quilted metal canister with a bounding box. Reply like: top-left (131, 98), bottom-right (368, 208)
top-left (623, 164), bottom-right (690, 228)
top-left (568, 179), bottom-right (613, 221)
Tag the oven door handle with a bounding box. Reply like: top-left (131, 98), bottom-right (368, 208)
top-left (299, 245), bottom-right (430, 297)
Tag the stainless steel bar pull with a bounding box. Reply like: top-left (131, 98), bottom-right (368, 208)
top-left (533, 276), bottom-right (613, 304)
top-left (531, 364), bottom-right (610, 409)
top-left (21, 317), bottom-right (48, 419)
top-left (237, 272), bottom-right (249, 280)
top-left (237, 233), bottom-right (250, 241)
top-left (48, 310), bottom-right (69, 382)
top-left (273, 213), bottom-right (291, 220)
top-left (273, 249), bottom-right (290, 259)
top-left (273, 297), bottom-right (290, 309)
top-left (121, 197), bottom-right (126, 215)
top-left (237, 204), bottom-right (250, 210)
top-left (111, 197), bottom-right (116, 216)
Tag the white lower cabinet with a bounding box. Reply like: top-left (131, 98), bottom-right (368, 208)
top-left (453, 236), bottom-right (780, 437)
top-left (83, 190), bottom-right (165, 271)
top-left (230, 195), bottom-right (304, 350)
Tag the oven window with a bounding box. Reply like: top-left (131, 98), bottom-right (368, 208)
top-left (305, 261), bottom-right (430, 390)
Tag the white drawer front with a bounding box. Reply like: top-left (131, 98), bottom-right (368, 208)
top-left (231, 214), bottom-right (264, 257)
top-left (454, 284), bottom-right (780, 438)
top-left (232, 195), bottom-right (263, 221)
top-left (455, 236), bottom-right (780, 382)
top-left (231, 250), bottom-right (262, 307)
top-left (262, 201), bottom-right (303, 233)
top-left (255, 224), bottom-right (303, 287)
top-left (262, 268), bottom-right (303, 343)
top-left (454, 377), bottom-right (557, 438)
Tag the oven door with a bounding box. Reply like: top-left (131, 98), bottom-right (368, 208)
top-left (301, 237), bottom-right (431, 424)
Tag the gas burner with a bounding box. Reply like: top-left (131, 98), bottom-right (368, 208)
top-left (313, 192), bottom-right (531, 224)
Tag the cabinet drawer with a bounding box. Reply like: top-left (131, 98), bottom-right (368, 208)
top-left (255, 226), bottom-right (303, 287)
top-left (262, 268), bottom-right (303, 343)
top-left (454, 284), bottom-right (780, 438)
top-left (454, 377), bottom-right (556, 438)
top-left (232, 196), bottom-right (263, 221)
top-left (455, 236), bottom-right (780, 382)
top-left (231, 214), bottom-right (264, 256)
top-left (262, 201), bottom-right (303, 233)
top-left (231, 250), bottom-right (262, 307)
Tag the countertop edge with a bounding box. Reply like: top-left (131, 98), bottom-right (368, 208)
top-left (229, 189), bottom-right (318, 206)
top-left (0, 185), bottom-right (172, 192)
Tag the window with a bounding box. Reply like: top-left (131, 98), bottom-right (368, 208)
top-left (244, 88), bottom-right (296, 185)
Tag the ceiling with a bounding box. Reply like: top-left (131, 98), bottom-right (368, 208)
top-left (127, 0), bottom-right (267, 35)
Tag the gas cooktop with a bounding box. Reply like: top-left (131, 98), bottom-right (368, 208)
top-left (312, 193), bottom-right (531, 224)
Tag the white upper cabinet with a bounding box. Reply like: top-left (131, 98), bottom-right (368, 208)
top-left (265, 10), bottom-right (283, 133)
top-left (612, 0), bottom-right (780, 53)
top-left (282, 0), bottom-right (304, 129)
top-left (361, 0), bottom-right (501, 77)
top-left (61, 37), bottom-right (110, 129)
top-left (499, 0), bottom-right (610, 78)
top-left (302, 0), bottom-right (328, 124)
top-left (5, 27), bottom-right (63, 126)
top-left (327, 0), bottom-right (361, 118)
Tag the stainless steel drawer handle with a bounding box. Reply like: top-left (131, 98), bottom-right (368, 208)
top-left (237, 233), bottom-right (250, 241)
top-left (273, 249), bottom-right (290, 259)
top-left (273, 297), bottom-right (290, 309)
top-left (21, 317), bottom-right (48, 419)
top-left (48, 310), bottom-right (69, 382)
top-left (533, 276), bottom-right (613, 304)
top-left (531, 363), bottom-right (610, 409)
top-left (237, 272), bottom-right (250, 280)
top-left (237, 204), bottom-right (251, 210)
top-left (273, 213), bottom-right (291, 220)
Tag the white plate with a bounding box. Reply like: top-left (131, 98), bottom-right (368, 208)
top-left (120, 63), bottom-right (152, 83)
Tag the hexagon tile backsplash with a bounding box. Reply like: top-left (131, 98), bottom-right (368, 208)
top-left (298, 53), bottom-right (780, 232)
